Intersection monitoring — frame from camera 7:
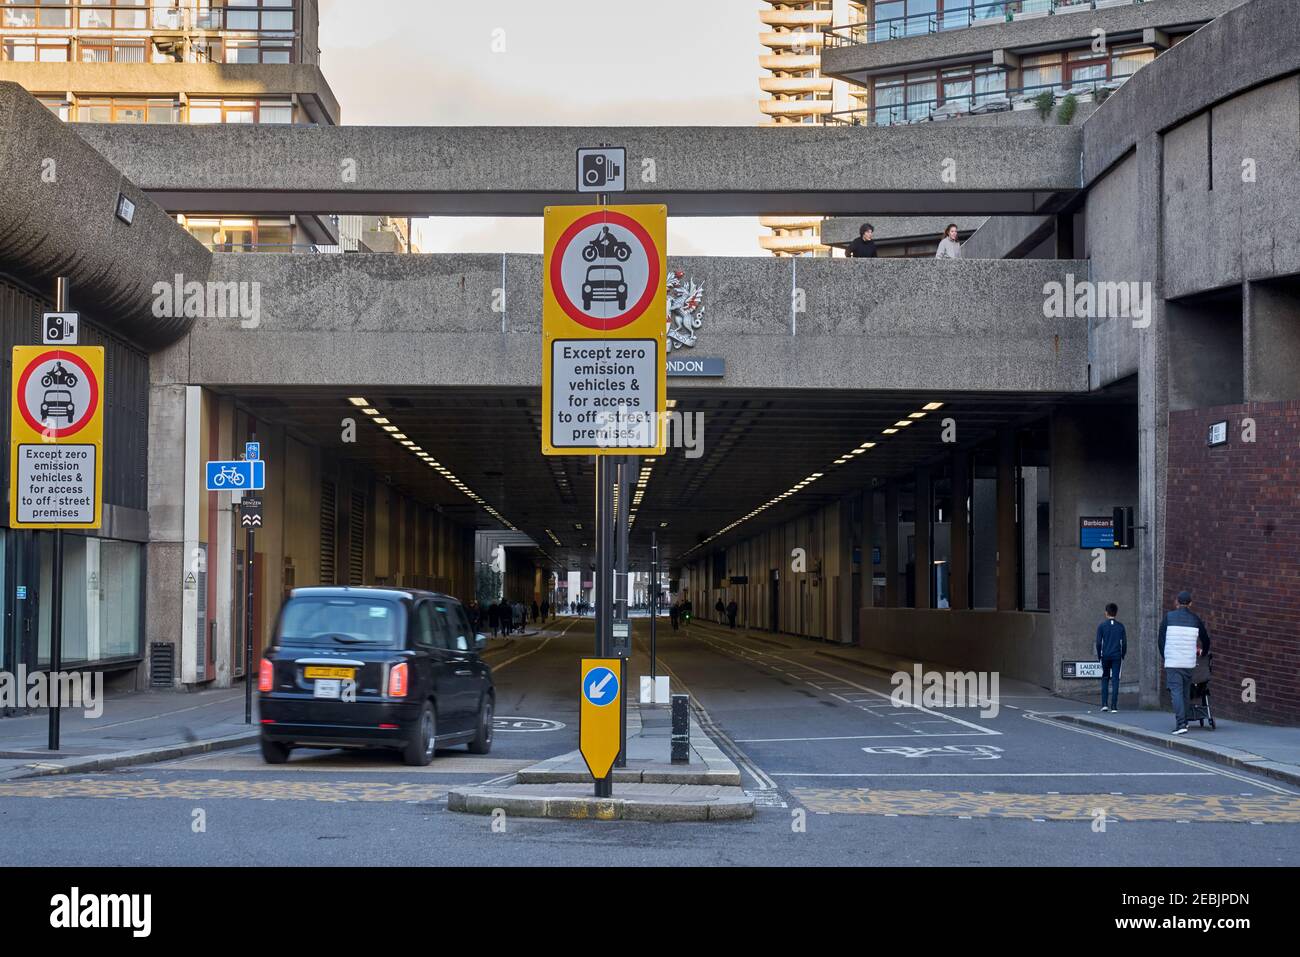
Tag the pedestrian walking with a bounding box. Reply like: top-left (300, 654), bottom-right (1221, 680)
top-left (935, 223), bottom-right (962, 259)
top-left (1095, 602), bottom-right (1127, 712)
top-left (1158, 590), bottom-right (1211, 735)
top-left (715, 598), bottom-right (726, 623)
top-left (846, 222), bottom-right (878, 258)
top-left (669, 601), bottom-right (680, 631)
top-left (726, 599), bottom-right (738, 629)
top-left (487, 601), bottom-right (500, 638)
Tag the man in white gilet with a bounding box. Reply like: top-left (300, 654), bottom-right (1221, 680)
top-left (1157, 590), bottom-right (1212, 735)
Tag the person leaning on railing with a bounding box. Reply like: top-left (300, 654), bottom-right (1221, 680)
top-left (935, 223), bottom-right (963, 259)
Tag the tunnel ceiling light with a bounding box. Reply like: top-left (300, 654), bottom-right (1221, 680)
top-left (373, 417), bottom-right (390, 425)
top-left (660, 522), bottom-right (669, 528)
top-left (348, 397), bottom-right (369, 406)
top-left (894, 420), bottom-right (912, 428)
top-left (362, 408), bottom-right (379, 416)
top-left (860, 442), bottom-right (876, 449)
top-left (883, 428), bottom-right (898, 435)
top-left (909, 412), bottom-right (927, 419)
top-left (834, 458), bottom-right (848, 464)
top-left (382, 425), bottom-right (398, 433)
top-left (923, 402), bottom-right (944, 411)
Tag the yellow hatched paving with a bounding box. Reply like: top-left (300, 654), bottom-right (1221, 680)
top-left (792, 788), bottom-right (1300, 824)
top-left (0, 778), bottom-right (448, 804)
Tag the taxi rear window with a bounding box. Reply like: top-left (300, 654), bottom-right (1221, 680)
top-left (277, 597), bottom-right (403, 647)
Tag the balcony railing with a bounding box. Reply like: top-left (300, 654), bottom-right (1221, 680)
top-left (824, 0), bottom-right (1144, 47)
top-left (826, 75), bottom-right (1123, 126)
top-left (0, 3), bottom-right (295, 34)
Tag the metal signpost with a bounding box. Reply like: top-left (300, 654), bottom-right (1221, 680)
top-left (546, 149), bottom-right (667, 796)
top-left (206, 442), bottom-right (266, 724)
top-left (10, 279), bottom-right (104, 751)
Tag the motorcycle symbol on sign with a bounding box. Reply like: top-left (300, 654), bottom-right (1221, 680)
top-left (581, 226), bottom-right (632, 262)
top-left (40, 361), bottom-right (78, 389)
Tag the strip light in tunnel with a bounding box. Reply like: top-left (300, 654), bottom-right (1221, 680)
top-left (683, 401), bottom-right (948, 558)
top-left (355, 400), bottom-right (518, 533)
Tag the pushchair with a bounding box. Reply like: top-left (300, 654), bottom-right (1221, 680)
top-left (1188, 653), bottom-right (1215, 729)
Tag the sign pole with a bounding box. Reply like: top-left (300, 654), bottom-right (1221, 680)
top-left (47, 276), bottom-right (68, 752)
top-left (244, 525), bottom-right (255, 724)
top-left (595, 453), bottom-right (614, 798)
top-left (650, 531), bottom-right (658, 680)
top-left (614, 455), bottom-right (632, 769)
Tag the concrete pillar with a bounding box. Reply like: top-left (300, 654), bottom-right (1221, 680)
top-left (860, 488), bottom-right (875, 611)
top-left (1135, 132), bottom-right (1169, 709)
top-left (996, 427), bottom-right (1018, 611)
top-left (1244, 279), bottom-right (1300, 402)
top-left (950, 450), bottom-right (970, 611)
top-left (914, 468), bottom-right (932, 609)
top-left (884, 483), bottom-right (899, 608)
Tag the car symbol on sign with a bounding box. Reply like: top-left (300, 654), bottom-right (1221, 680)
top-left (582, 265), bottom-right (628, 311)
top-left (40, 389), bottom-right (75, 423)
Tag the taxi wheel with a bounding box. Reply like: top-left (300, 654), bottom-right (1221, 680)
top-left (261, 738), bottom-right (291, 764)
top-left (403, 701), bottom-right (436, 766)
top-left (468, 693), bottom-right (494, 755)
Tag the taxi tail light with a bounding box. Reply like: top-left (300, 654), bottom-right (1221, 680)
top-left (388, 662), bottom-right (409, 698)
top-left (257, 658), bottom-right (273, 692)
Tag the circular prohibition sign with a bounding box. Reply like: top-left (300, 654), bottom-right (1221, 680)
top-left (549, 210), bottom-right (662, 331)
top-left (16, 349), bottom-right (100, 439)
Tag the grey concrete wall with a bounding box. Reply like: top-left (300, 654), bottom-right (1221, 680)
top-left (823, 0), bottom-right (1242, 78)
top-left (1048, 406), bottom-right (1140, 696)
top-left (163, 253), bottom-right (1091, 394)
top-left (1168, 296), bottom-right (1244, 411)
top-left (71, 122), bottom-right (1083, 217)
top-left (858, 607), bottom-right (1056, 689)
top-left (0, 63), bottom-right (340, 124)
top-left (961, 215), bottom-right (1053, 260)
top-left (1083, 0), bottom-right (1300, 184)
top-left (1085, 152), bottom-right (1142, 389)
top-left (1244, 279), bottom-right (1300, 403)
top-left (0, 81), bottom-right (209, 350)
top-left (1162, 76), bottom-right (1300, 300)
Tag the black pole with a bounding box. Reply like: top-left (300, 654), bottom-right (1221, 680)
top-left (650, 532), bottom-right (658, 679)
top-left (244, 526), bottom-right (255, 724)
top-left (47, 275), bottom-right (69, 752)
top-left (48, 529), bottom-right (63, 751)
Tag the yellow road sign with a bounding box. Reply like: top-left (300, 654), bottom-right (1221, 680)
top-left (542, 204), bottom-right (667, 456)
top-left (579, 657), bottom-right (623, 781)
top-left (9, 345), bottom-right (105, 530)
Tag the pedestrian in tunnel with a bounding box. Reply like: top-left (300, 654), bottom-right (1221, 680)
top-left (726, 599), bottom-right (739, 629)
top-left (487, 600), bottom-right (500, 637)
top-left (935, 223), bottom-right (962, 259)
top-left (541, 599), bottom-right (550, 622)
top-left (531, 600), bottom-right (540, 624)
top-left (846, 222), bottom-right (878, 258)
top-left (669, 601), bottom-right (680, 631)
top-left (499, 599), bottom-right (512, 637)
top-left (715, 597), bottom-right (726, 623)
top-left (1095, 602), bottom-right (1127, 713)
top-left (1158, 590), bottom-right (1211, 735)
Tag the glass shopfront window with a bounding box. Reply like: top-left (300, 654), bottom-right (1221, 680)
top-left (36, 535), bottom-right (143, 666)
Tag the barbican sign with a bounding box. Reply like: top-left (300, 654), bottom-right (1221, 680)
top-left (665, 269), bottom-right (724, 377)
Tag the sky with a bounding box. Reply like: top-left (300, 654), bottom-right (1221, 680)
top-left (317, 0), bottom-right (766, 255)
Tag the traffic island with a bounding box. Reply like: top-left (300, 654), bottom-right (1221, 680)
top-left (447, 702), bottom-right (755, 821)
top-left (448, 781), bottom-right (754, 822)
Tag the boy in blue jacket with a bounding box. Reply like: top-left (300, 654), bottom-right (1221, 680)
top-left (1096, 602), bottom-right (1127, 712)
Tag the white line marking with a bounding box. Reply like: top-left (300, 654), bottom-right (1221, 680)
top-left (771, 771), bottom-right (1217, 778)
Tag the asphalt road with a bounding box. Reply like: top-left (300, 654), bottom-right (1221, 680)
top-left (0, 616), bottom-right (1295, 866)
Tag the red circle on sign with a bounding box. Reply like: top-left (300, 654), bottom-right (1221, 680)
top-left (17, 350), bottom-right (100, 438)
top-left (550, 210), bottom-right (661, 331)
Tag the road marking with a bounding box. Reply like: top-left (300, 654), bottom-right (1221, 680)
top-left (695, 630), bottom-right (999, 737)
top-left (1023, 710), bottom-right (1296, 796)
top-left (736, 732), bottom-right (993, 743)
top-left (770, 771), bottom-right (1218, 778)
top-left (487, 618), bottom-right (578, 672)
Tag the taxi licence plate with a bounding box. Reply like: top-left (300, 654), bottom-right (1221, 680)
top-left (304, 666), bottom-right (355, 680)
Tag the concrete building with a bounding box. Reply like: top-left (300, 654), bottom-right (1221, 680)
top-left (1, 0), bottom-right (1296, 726)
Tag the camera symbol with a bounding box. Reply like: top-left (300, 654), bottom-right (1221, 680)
top-left (583, 153), bottom-right (620, 188)
top-left (45, 315), bottom-right (67, 341)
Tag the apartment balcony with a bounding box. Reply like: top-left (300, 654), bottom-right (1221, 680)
top-left (758, 98), bottom-right (834, 118)
top-left (759, 52), bottom-right (822, 71)
top-left (758, 232), bottom-right (828, 255)
top-left (825, 76), bottom-right (1113, 127)
top-left (760, 30), bottom-right (826, 50)
top-left (759, 76), bottom-right (833, 94)
top-left (759, 9), bottom-right (833, 28)
top-left (760, 215), bottom-right (825, 231)
top-left (820, 0), bottom-right (1241, 83)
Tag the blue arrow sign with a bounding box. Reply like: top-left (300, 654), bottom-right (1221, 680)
top-left (583, 666), bottom-right (619, 706)
top-left (205, 459), bottom-right (265, 491)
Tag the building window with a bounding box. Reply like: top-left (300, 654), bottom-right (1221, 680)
top-left (74, 97), bottom-right (177, 122)
top-left (2, 38), bottom-right (70, 61)
top-left (184, 217), bottom-right (295, 252)
top-left (1, 0), bottom-right (72, 30)
top-left (188, 98), bottom-right (294, 124)
top-left (38, 536), bottom-right (145, 666)
top-left (1020, 53), bottom-right (1063, 94)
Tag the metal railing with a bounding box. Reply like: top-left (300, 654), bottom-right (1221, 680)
top-left (0, 3), bottom-right (295, 33)
top-left (824, 0), bottom-right (1142, 47)
top-left (826, 75), bottom-right (1122, 126)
